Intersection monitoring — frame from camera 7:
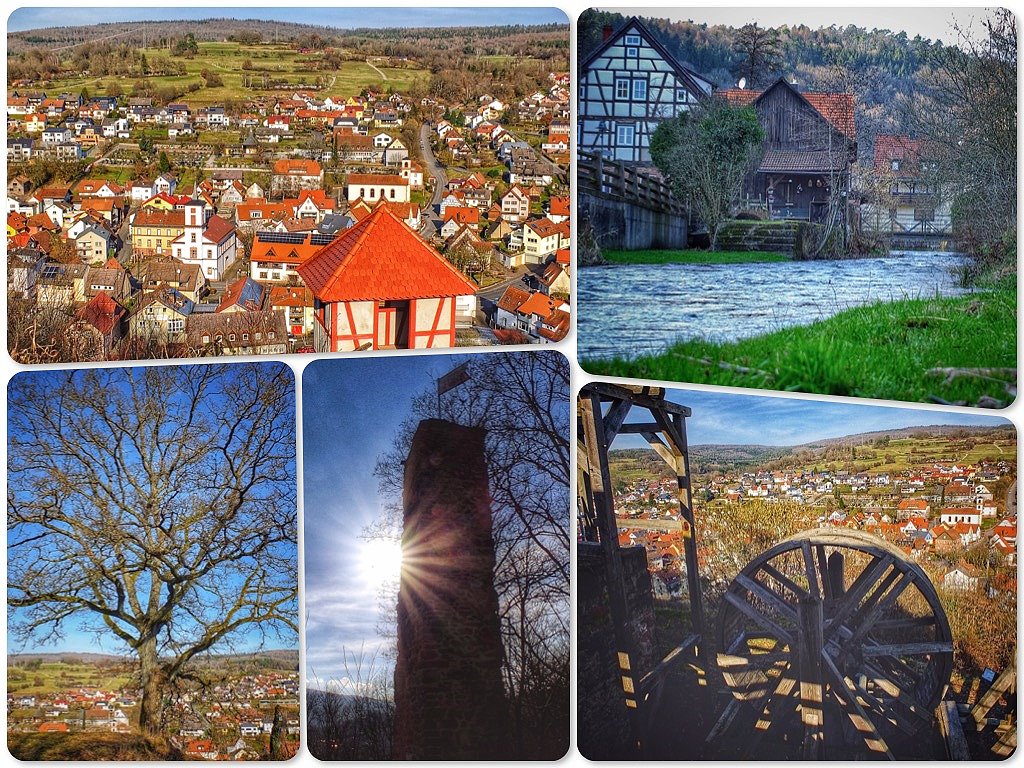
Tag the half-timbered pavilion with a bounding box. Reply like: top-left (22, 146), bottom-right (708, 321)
top-left (297, 205), bottom-right (477, 351)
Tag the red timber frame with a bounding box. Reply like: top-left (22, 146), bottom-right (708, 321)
top-left (408, 297), bottom-right (457, 349)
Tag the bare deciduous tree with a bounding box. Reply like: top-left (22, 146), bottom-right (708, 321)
top-left (7, 364), bottom-right (298, 734)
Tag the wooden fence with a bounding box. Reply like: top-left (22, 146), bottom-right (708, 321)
top-left (578, 149), bottom-right (687, 216)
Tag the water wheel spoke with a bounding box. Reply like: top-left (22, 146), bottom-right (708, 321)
top-left (724, 590), bottom-right (795, 648)
top-left (863, 641), bottom-right (954, 658)
top-left (821, 651), bottom-right (895, 759)
top-left (863, 663), bottom-right (936, 730)
top-left (872, 615), bottom-right (937, 632)
top-left (801, 540), bottom-right (821, 600)
top-left (838, 569), bottom-right (917, 655)
top-left (824, 554), bottom-right (894, 642)
top-left (736, 572), bottom-right (798, 623)
top-left (760, 561), bottom-right (810, 600)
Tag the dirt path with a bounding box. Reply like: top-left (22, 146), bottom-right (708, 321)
top-left (366, 59), bottom-right (388, 81)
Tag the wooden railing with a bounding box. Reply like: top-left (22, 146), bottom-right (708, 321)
top-left (577, 149), bottom-right (687, 215)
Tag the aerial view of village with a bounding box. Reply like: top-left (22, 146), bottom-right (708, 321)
top-left (576, 8), bottom-right (1016, 406)
top-left (6, 8), bottom-right (570, 362)
top-left (7, 364), bottom-right (300, 760)
top-left (578, 384), bottom-right (1016, 759)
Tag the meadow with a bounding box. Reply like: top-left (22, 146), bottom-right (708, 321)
top-left (43, 40), bottom-right (428, 105)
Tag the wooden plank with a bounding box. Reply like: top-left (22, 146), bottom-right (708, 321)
top-left (584, 382), bottom-right (692, 416)
top-left (735, 572), bottom-right (798, 623)
top-left (938, 699), bottom-right (972, 760)
top-left (822, 651), bottom-right (894, 759)
top-left (760, 561), bottom-right (809, 599)
top-left (970, 661), bottom-right (1016, 728)
top-left (863, 641), bottom-right (955, 657)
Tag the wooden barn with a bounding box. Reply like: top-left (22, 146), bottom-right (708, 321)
top-left (297, 206), bottom-right (477, 352)
top-left (578, 16), bottom-right (715, 164)
top-left (720, 78), bottom-right (857, 224)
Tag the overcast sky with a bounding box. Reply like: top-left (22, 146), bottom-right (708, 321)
top-left (614, 386), bottom-right (1011, 449)
top-left (8, 6), bottom-right (568, 32)
top-left (602, 6), bottom-right (996, 46)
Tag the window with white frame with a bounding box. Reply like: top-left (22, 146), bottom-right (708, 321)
top-left (632, 78), bottom-right (647, 100)
top-left (624, 34), bottom-right (641, 46)
top-left (616, 124), bottom-right (635, 146)
top-left (615, 78), bottom-right (630, 99)
top-left (167, 318), bottom-right (184, 333)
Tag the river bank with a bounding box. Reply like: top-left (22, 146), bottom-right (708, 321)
top-left (583, 275), bottom-right (1015, 406)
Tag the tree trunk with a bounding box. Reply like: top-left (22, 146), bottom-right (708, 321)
top-left (136, 636), bottom-right (163, 735)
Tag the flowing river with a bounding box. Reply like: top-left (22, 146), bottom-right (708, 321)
top-left (578, 251), bottom-right (971, 361)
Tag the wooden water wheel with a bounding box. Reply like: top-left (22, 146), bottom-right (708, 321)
top-left (714, 529), bottom-right (953, 759)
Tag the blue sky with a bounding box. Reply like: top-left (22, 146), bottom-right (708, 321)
top-left (614, 387), bottom-right (1012, 449)
top-left (8, 7), bottom-right (568, 33)
top-left (302, 352), bottom-right (479, 687)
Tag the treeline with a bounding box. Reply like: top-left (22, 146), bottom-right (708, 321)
top-left (9, 42), bottom-right (187, 83)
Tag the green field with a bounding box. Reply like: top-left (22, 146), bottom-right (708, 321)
top-left (41, 41), bottom-right (429, 106)
top-left (603, 249), bottom-right (790, 265)
top-left (585, 276), bottom-right (1016, 406)
top-left (8, 659), bottom-right (134, 696)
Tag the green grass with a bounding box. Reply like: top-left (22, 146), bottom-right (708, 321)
top-left (584, 276), bottom-right (1017, 406)
top-left (603, 249), bottom-right (790, 265)
top-left (8, 660), bottom-right (133, 696)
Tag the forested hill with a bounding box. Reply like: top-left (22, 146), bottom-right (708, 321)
top-left (8, 19), bottom-right (568, 58)
top-left (579, 9), bottom-right (954, 141)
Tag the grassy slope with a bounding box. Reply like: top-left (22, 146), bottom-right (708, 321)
top-left (584, 277), bottom-right (1016, 406)
top-left (9, 732), bottom-right (182, 760)
top-left (44, 41), bottom-right (428, 105)
top-left (603, 249), bottom-right (789, 265)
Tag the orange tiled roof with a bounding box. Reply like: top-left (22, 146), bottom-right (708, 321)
top-left (297, 206), bottom-right (477, 302)
top-left (720, 81), bottom-right (855, 138)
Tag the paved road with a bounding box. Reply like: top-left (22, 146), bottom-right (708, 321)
top-left (476, 270), bottom-right (528, 304)
top-left (418, 122), bottom-right (447, 215)
top-left (1005, 480), bottom-right (1017, 518)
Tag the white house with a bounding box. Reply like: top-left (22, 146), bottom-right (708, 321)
top-left (171, 201), bottom-right (240, 280)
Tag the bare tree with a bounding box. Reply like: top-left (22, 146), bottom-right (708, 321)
top-left (731, 22), bottom-right (783, 88)
top-left (902, 9), bottom-right (1017, 268)
top-left (7, 364), bottom-right (298, 734)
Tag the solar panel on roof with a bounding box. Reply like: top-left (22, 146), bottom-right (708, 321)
top-left (41, 264), bottom-right (61, 279)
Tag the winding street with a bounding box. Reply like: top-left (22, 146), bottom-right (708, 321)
top-left (418, 122), bottom-right (447, 216)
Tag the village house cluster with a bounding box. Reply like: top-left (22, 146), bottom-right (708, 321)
top-left (615, 451), bottom-right (1016, 600)
top-left (7, 668), bottom-right (299, 760)
top-left (7, 64), bottom-right (570, 360)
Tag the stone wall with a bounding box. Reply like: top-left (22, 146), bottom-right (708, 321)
top-left (392, 419), bottom-right (507, 760)
top-left (577, 542), bottom-right (657, 759)
top-left (581, 191), bottom-right (688, 251)
top-left (715, 219), bottom-right (824, 258)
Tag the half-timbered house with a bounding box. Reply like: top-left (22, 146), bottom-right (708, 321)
top-left (720, 78), bottom-right (857, 224)
top-left (578, 17), bottom-right (714, 164)
top-left (861, 134), bottom-right (952, 236)
top-left (297, 206), bottom-right (477, 352)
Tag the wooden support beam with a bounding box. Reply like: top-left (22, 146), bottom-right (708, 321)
top-left (938, 699), bottom-right (972, 760)
top-left (797, 596), bottom-right (824, 760)
top-left (583, 382), bottom-right (692, 416)
top-left (970, 661), bottom-right (1016, 729)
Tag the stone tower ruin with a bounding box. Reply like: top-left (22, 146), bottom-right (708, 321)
top-left (391, 418), bottom-right (507, 760)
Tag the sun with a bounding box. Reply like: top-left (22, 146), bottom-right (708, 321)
top-left (358, 537), bottom-right (404, 587)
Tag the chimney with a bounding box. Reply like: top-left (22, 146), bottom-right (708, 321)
top-left (603, 24), bottom-right (613, 42)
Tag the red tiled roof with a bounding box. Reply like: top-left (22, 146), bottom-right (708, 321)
top-left (874, 134), bottom-right (923, 172)
top-left (272, 158), bottom-right (322, 177)
top-left (77, 292), bottom-right (125, 335)
top-left (496, 285), bottom-right (531, 313)
top-left (549, 195), bottom-right (570, 217)
top-left (297, 206), bottom-right (477, 302)
top-left (132, 209), bottom-right (185, 228)
top-left (443, 206), bottom-right (479, 225)
top-left (720, 82), bottom-right (856, 138)
top-left (346, 173), bottom-right (408, 187)
top-left (203, 215), bottom-right (236, 243)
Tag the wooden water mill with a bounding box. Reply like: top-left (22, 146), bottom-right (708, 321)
top-left (711, 529), bottom-right (954, 759)
top-left (577, 383), bottom-right (971, 760)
